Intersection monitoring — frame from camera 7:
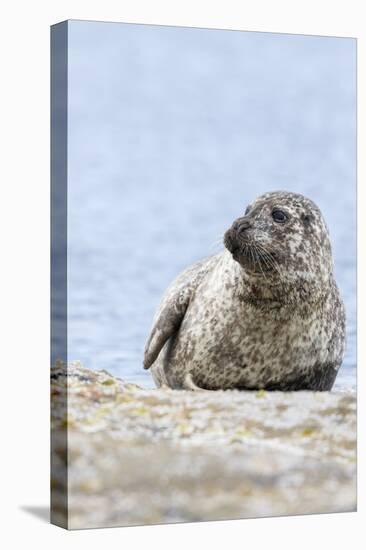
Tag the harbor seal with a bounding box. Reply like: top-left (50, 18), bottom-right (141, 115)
top-left (143, 191), bottom-right (346, 391)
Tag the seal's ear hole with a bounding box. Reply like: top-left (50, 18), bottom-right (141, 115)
top-left (302, 213), bottom-right (312, 226)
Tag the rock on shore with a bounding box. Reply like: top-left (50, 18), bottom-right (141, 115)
top-left (51, 362), bottom-right (356, 529)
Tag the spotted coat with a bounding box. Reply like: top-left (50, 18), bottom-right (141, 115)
top-left (144, 191), bottom-right (346, 391)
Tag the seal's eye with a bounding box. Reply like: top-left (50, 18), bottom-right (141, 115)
top-left (272, 209), bottom-right (288, 223)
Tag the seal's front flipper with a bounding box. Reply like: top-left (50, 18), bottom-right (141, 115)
top-left (143, 255), bottom-right (218, 371)
top-left (143, 294), bottom-right (189, 370)
top-left (183, 372), bottom-right (213, 392)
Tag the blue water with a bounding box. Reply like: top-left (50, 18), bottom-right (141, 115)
top-left (66, 21), bottom-right (356, 389)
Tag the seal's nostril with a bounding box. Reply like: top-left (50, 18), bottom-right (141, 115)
top-left (237, 221), bottom-right (250, 233)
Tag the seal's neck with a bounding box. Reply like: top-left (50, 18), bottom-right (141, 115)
top-left (222, 250), bottom-right (331, 314)
top-left (241, 279), bottom-right (329, 312)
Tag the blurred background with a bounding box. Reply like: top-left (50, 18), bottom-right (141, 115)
top-left (67, 21), bottom-right (356, 389)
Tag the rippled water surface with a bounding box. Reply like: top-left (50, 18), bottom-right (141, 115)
top-left (65, 22), bottom-right (356, 389)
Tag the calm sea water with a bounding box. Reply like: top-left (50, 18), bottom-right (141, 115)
top-left (65, 22), bottom-right (356, 390)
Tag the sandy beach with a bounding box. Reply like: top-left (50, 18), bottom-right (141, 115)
top-left (51, 361), bottom-right (356, 530)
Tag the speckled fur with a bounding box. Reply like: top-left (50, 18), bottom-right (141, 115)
top-left (144, 191), bottom-right (346, 391)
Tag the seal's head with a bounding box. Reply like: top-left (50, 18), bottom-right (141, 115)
top-left (224, 191), bottom-right (333, 293)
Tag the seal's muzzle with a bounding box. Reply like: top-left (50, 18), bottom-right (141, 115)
top-left (224, 216), bottom-right (252, 258)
